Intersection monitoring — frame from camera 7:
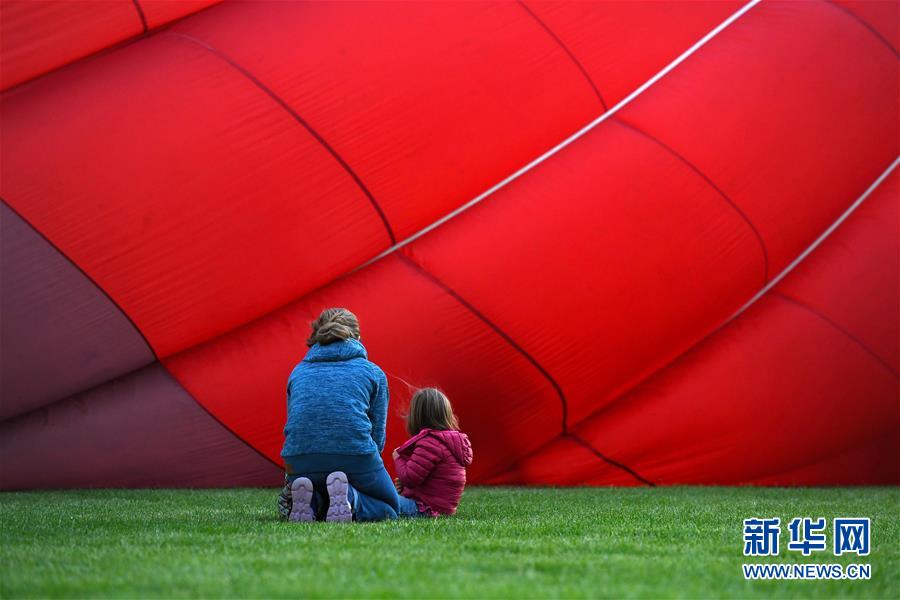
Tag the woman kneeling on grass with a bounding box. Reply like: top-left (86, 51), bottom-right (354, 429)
top-left (277, 308), bottom-right (473, 522)
top-left (278, 307), bottom-right (400, 522)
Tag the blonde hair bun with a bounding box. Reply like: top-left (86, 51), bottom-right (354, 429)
top-left (307, 308), bottom-right (361, 346)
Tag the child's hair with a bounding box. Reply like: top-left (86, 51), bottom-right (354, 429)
top-left (307, 307), bottom-right (360, 347)
top-left (407, 388), bottom-right (459, 436)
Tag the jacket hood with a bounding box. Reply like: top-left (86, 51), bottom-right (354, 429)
top-left (433, 429), bottom-right (473, 466)
top-left (303, 338), bottom-right (367, 363)
top-left (401, 428), bottom-right (472, 467)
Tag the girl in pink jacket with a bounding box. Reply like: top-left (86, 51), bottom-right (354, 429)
top-left (392, 388), bottom-right (473, 517)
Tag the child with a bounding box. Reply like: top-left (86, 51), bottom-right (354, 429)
top-left (392, 388), bottom-right (473, 517)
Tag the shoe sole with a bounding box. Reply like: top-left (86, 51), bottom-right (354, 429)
top-left (325, 471), bottom-right (352, 523)
top-left (289, 477), bottom-right (315, 522)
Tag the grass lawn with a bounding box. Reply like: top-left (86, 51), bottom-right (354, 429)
top-left (0, 487), bottom-right (897, 598)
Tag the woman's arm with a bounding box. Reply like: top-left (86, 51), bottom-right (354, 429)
top-left (368, 367), bottom-right (389, 453)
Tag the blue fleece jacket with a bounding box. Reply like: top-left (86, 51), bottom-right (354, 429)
top-left (280, 338), bottom-right (389, 459)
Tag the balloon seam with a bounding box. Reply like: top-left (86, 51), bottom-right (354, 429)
top-left (161, 31), bottom-right (398, 245)
top-left (567, 432), bottom-right (656, 487)
top-left (395, 253), bottom-right (656, 487)
top-left (823, 0), bottom-right (899, 57)
top-left (724, 157), bottom-right (899, 326)
top-left (611, 116), bottom-right (770, 284)
top-left (163, 366), bottom-right (286, 470)
top-left (515, 0), bottom-right (607, 110)
top-left (395, 254), bottom-right (568, 431)
top-left (131, 0), bottom-right (149, 34)
top-left (0, 197), bottom-right (158, 361)
top-left (769, 291), bottom-right (898, 379)
top-left (0, 362), bottom-right (284, 478)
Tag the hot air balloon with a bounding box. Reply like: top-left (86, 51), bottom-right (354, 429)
top-left (1, 0), bottom-right (897, 489)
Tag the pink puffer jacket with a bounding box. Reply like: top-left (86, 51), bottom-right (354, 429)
top-left (393, 428), bottom-right (473, 516)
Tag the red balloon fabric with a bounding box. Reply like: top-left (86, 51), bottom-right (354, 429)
top-left (0, 0), bottom-right (221, 91)
top-left (0, 0), bottom-right (897, 489)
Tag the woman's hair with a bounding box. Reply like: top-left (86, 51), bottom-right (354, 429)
top-left (306, 307), bottom-right (361, 347)
top-left (406, 387), bottom-right (459, 436)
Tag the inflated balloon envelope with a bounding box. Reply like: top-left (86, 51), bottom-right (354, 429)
top-left (0, 0), bottom-right (897, 489)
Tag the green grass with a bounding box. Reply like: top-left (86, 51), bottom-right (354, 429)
top-left (1, 487), bottom-right (897, 598)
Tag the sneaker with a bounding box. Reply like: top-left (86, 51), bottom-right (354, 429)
top-left (325, 471), bottom-right (353, 522)
top-left (288, 477), bottom-right (315, 522)
top-left (277, 474), bottom-right (292, 521)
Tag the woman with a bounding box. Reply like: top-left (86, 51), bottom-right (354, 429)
top-left (277, 307), bottom-right (399, 522)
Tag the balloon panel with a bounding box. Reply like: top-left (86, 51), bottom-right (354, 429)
top-left (0, 364), bottom-right (280, 489)
top-left (0, 0), bottom-right (221, 91)
top-left (0, 204), bottom-right (152, 420)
